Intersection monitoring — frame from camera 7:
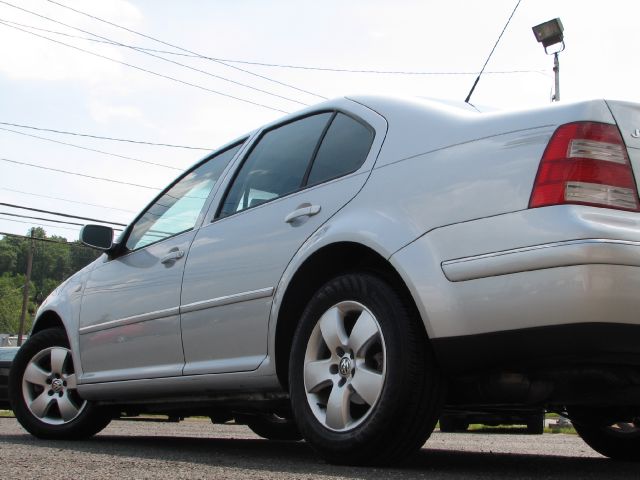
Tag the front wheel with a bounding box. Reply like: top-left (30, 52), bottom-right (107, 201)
top-left (289, 273), bottom-right (445, 465)
top-left (9, 328), bottom-right (112, 439)
top-left (569, 407), bottom-right (640, 461)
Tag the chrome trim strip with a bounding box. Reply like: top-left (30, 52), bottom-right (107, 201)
top-left (179, 287), bottom-right (274, 315)
top-left (78, 288), bottom-right (274, 335)
top-left (441, 239), bottom-right (640, 282)
top-left (79, 306), bottom-right (180, 335)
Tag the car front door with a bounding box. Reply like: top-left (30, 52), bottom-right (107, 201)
top-left (180, 107), bottom-right (386, 375)
top-left (77, 143), bottom-right (243, 383)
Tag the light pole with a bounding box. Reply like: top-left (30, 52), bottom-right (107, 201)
top-left (532, 18), bottom-right (565, 102)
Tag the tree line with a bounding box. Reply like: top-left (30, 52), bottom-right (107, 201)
top-left (0, 227), bottom-right (101, 335)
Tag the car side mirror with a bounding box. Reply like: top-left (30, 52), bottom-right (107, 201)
top-left (80, 225), bottom-right (114, 250)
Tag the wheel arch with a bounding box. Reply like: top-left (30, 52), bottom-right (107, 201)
top-left (273, 241), bottom-right (428, 390)
top-left (31, 310), bottom-right (67, 337)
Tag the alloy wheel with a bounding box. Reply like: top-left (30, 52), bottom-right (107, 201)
top-left (21, 347), bottom-right (86, 425)
top-left (303, 301), bottom-right (386, 432)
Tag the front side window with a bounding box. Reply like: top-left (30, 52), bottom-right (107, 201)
top-left (126, 143), bottom-right (242, 250)
top-left (218, 113), bottom-right (332, 217)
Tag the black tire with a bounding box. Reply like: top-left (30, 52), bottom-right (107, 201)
top-left (246, 414), bottom-right (303, 441)
top-left (526, 413), bottom-right (545, 435)
top-left (289, 273), bottom-right (445, 466)
top-left (569, 407), bottom-right (640, 461)
top-left (439, 415), bottom-right (469, 433)
top-left (9, 328), bottom-right (112, 440)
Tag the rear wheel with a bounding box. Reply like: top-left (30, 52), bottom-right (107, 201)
top-left (9, 328), bottom-right (112, 439)
top-left (289, 273), bottom-right (444, 465)
top-left (570, 407), bottom-right (640, 461)
top-left (245, 414), bottom-right (303, 441)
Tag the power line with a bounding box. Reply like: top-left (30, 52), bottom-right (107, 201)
top-left (0, 230), bottom-right (94, 248)
top-left (1, 158), bottom-right (161, 190)
top-left (44, 0), bottom-right (327, 101)
top-left (0, 216), bottom-right (123, 234)
top-left (197, 62), bottom-right (545, 77)
top-left (0, 119), bottom-right (213, 151)
top-left (0, 126), bottom-right (182, 171)
top-left (0, 211), bottom-right (85, 227)
top-left (0, 203), bottom-right (127, 226)
top-left (1, 187), bottom-right (136, 213)
top-left (1, 230), bottom-right (63, 244)
top-left (0, 216), bottom-right (81, 232)
top-left (0, 231), bottom-right (108, 257)
top-left (0, 20), bottom-right (290, 115)
top-left (0, 18), bottom-right (548, 78)
top-left (0, 2), bottom-right (310, 107)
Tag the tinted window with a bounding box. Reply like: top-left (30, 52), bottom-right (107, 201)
top-left (307, 113), bottom-right (374, 186)
top-left (126, 143), bottom-right (242, 250)
top-left (219, 113), bottom-right (332, 217)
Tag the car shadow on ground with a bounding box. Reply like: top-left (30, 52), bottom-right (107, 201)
top-left (1, 430), bottom-right (638, 479)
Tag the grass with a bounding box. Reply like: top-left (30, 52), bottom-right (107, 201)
top-left (545, 426), bottom-right (576, 434)
top-left (444, 417), bottom-right (577, 435)
top-left (464, 424), bottom-right (577, 435)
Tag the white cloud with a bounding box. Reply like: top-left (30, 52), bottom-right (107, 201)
top-left (0, 0), bottom-right (142, 84)
top-left (88, 100), bottom-right (144, 124)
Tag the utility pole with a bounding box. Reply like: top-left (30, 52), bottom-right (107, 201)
top-left (552, 52), bottom-right (560, 102)
top-left (17, 228), bottom-right (34, 346)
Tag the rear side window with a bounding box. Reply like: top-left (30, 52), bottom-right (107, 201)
top-left (218, 113), bottom-right (332, 217)
top-left (307, 113), bottom-right (374, 186)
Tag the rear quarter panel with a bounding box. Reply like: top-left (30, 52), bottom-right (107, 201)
top-left (272, 98), bottom-right (622, 347)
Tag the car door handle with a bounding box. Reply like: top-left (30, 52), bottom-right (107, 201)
top-left (160, 249), bottom-right (185, 264)
top-left (284, 204), bottom-right (321, 223)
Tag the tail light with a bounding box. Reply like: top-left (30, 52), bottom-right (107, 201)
top-left (529, 121), bottom-right (640, 212)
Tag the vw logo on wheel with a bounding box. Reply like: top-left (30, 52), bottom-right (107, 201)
top-left (338, 357), bottom-right (352, 377)
top-left (51, 378), bottom-right (64, 393)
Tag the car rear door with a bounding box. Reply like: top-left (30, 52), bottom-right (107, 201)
top-left (180, 105), bottom-right (386, 375)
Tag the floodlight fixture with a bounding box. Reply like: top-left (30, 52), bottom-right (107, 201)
top-left (532, 18), bottom-right (565, 54)
top-left (532, 18), bottom-right (565, 102)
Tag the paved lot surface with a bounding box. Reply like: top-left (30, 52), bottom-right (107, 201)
top-left (1, 416), bottom-right (637, 479)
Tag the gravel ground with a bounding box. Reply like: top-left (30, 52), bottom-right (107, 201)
top-left (1, 416), bottom-right (637, 479)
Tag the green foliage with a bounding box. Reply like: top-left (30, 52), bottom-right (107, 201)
top-left (0, 228), bottom-right (101, 334)
top-left (0, 242), bottom-right (18, 272)
top-left (0, 273), bottom-right (33, 334)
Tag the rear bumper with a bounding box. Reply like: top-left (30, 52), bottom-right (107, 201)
top-left (441, 239), bottom-right (640, 282)
top-left (390, 205), bottom-right (640, 376)
top-left (432, 322), bottom-right (640, 374)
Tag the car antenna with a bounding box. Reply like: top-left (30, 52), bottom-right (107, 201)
top-left (464, 0), bottom-right (523, 105)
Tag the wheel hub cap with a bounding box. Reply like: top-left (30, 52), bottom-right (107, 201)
top-left (51, 378), bottom-right (64, 393)
top-left (338, 356), bottom-right (353, 377)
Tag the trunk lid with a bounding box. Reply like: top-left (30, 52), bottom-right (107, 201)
top-left (607, 100), bottom-right (640, 193)
top-left (607, 100), bottom-right (640, 150)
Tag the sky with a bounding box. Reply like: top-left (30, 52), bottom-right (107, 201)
top-left (1, 0), bottom-right (639, 241)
